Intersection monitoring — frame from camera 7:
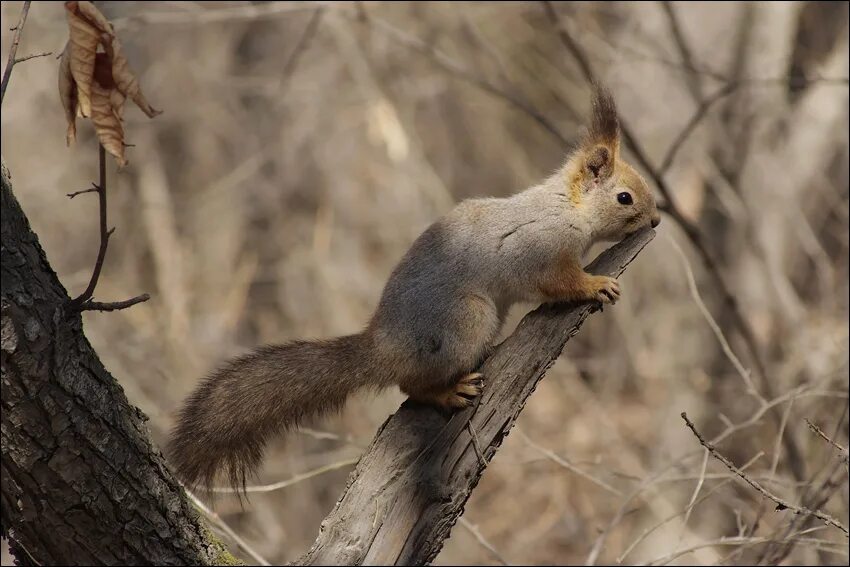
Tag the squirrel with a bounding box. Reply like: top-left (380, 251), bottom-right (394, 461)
top-left (167, 83), bottom-right (660, 493)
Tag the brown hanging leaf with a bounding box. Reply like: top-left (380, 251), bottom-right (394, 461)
top-left (90, 54), bottom-right (127, 168)
top-left (59, 1), bottom-right (161, 167)
top-left (110, 89), bottom-right (127, 121)
top-left (64, 1), bottom-right (113, 118)
top-left (75, 0), bottom-right (114, 34)
top-left (58, 42), bottom-right (78, 146)
top-left (107, 36), bottom-right (162, 118)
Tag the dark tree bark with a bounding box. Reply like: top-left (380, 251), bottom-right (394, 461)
top-left (0, 160), bottom-right (235, 566)
top-left (300, 227), bottom-right (655, 565)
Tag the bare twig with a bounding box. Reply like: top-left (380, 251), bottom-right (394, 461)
top-left (681, 412), bottom-right (849, 537)
top-left (806, 418), bottom-right (849, 468)
top-left (68, 145), bottom-right (150, 313)
top-left (185, 488), bottom-right (271, 566)
top-left (13, 50), bottom-right (51, 64)
top-left (210, 457), bottom-right (359, 494)
top-left (69, 145), bottom-right (111, 308)
top-left (348, 9), bottom-right (570, 148)
top-left (615, 452), bottom-right (763, 564)
top-left (67, 183), bottom-right (100, 199)
top-left (660, 0), bottom-right (706, 100)
top-left (675, 448), bottom-right (709, 549)
top-left (669, 237), bottom-right (760, 399)
top-left (516, 428), bottom-right (621, 496)
top-left (659, 83), bottom-right (737, 175)
top-left (281, 7), bottom-right (324, 85)
top-left (458, 517), bottom-right (511, 566)
top-left (77, 294), bottom-right (151, 312)
top-left (0, 0), bottom-right (32, 106)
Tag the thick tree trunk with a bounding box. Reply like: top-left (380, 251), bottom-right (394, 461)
top-left (0, 160), bottom-right (233, 566)
top-left (300, 227), bottom-right (655, 566)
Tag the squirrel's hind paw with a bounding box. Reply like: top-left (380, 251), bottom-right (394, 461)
top-left (411, 372), bottom-right (484, 410)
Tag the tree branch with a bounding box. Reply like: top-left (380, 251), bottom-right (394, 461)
top-left (681, 413), bottom-right (849, 538)
top-left (805, 418), bottom-right (849, 468)
top-left (0, 1), bottom-right (32, 106)
top-left (299, 227), bottom-right (656, 565)
top-left (68, 145), bottom-right (150, 313)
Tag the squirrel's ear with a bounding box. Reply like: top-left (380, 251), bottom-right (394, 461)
top-left (584, 82), bottom-right (620, 159)
top-left (584, 145), bottom-right (614, 183)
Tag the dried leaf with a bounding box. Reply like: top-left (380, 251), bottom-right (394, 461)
top-left (65, 2), bottom-right (112, 116)
top-left (110, 89), bottom-right (126, 121)
top-left (107, 36), bottom-right (162, 118)
top-left (58, 42), bottom-right (78, 146)
top-left (59, 1), bottom-right (160, 166)
top-left (75, 0), bottom-right (114, 36)
top-left (90, 57), bottom-right (127, 167)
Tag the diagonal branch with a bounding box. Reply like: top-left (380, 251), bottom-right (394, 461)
top-left (681, 413), bottom-right (849, 538)
top-left (299, 227), bottom-right (656, 565)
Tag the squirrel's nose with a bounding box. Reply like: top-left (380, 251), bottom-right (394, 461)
top-left (650, 213), bottom-right (661, 228)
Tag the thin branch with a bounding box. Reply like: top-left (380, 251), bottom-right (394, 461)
top-left (806, 418), bottom-right (849, 468)
top-left (681, 412), bottom-right (849, 537)
top-left (458, 517), bottom-right (511, 566)
top-left (67, 183), bottom-right (100, 199)
top-left (659, 0), bottom-right (705, 100)
top-left (0, 1), bottom-right (32, 106)
top-left (675, 448), bottom-right (709, 550)
top-left (280, 7), bottom-right (324, 86)
top-left (615, 452), bottom-right (763, 564)
top-left (598, 375), bottom-right (845, 564)
top-left (515, 428), bottom-right (621, 496)
top-left (77, 294), bottom-right (151, 312)
top-left (659, 83), bottom-right (737, 175)
top-left (210, 457), bottom-right (359, 494)
top-left (68, 145), bottom-right (149, 313)
top-left (348, 9), bottom-right (570, 148)
top-left (69, 145), bottom-right (110, 308)
top-left (185, 489), bottom-right (271, 566)
top-left (14, 50), bottom-right (51, 64)
top-left (669, 237), bottom-right (760, 399)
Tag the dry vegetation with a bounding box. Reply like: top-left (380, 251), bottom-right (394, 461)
top-left (1, 1), bottom-right (848, 565)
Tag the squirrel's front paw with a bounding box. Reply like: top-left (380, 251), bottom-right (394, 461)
top-left (589, 275), bottom-right (620, 304)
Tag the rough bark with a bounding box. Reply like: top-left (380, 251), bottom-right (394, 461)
top-left (0, 160), bottom-right (234, 566)
top-left (300, 227), bottom-right (656, 566)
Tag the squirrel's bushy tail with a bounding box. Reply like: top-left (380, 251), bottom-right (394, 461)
top-left (168, 333), bottom-right (374, 493)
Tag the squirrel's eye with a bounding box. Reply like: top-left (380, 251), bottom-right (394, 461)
top-left (617, 192), bottom-right (633, 205)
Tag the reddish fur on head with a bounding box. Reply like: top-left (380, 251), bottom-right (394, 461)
top-left (566, 83), bottom-right (660, 239)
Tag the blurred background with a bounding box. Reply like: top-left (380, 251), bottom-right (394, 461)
top-left (1, 1), bottom-right (848, 565)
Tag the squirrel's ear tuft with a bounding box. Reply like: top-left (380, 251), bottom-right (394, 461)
top-left (586, 82), bottom-right (620, 155)
top-left (584, 145), bottom-right (613, 183)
